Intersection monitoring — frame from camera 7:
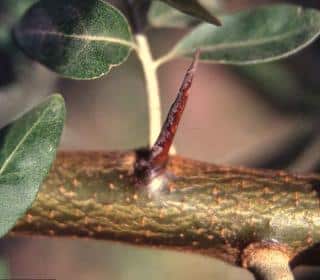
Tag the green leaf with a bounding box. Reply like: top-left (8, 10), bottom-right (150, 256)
top-left (149, 1), bottom-right (221, 28)
top-left (164, 5), bottom-right (320, 65)
top-left (0, 94), bottom-right (65, 237)
top-left (160, 0), bottom-right (221, 26)
top-left (149, 1), bottom-right (197, 28)
top-left (13, 0), bottom-right (134, 80)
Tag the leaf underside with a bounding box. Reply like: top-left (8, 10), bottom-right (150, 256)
top-left (0, 94), bottom-right (65, 237)
top-left (160, 0), bottom-right (221, 26)
top-left (14, 0), bottom-right (134, 79)
top-left (149, 1), bottom-right (221, 28)
top-left (171, 4), bottom-right (320, 65)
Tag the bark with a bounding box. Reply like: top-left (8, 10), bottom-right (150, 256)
top-left (11, 151), bottom-right (320, 267)
top-left (242, 242), bottom-right (294, 280)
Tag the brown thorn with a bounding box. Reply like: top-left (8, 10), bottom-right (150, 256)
top-left (151, 49), bottom-right (200, 168)
top-left (134, 49), bottom-right (200, 185)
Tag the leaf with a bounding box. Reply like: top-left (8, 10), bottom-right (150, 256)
top-left (149, 1), bottom-right (221, 28)
top-left (148, 1), bottom-right (197, 28)
top-left (13, 0), bottom-right (134, 80)
top-left (160, 0), bottom-right (221, 26)
top-left (0, 94), bottom-right (65, 237)
top-left (165, 5), bottom-right (320, 65)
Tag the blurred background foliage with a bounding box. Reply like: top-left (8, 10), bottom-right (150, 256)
top-left (1, 0), bottom-right (320, 279)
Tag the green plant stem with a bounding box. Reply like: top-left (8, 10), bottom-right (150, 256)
top-left (135, 34), bottom-right (179, 153)
top-left (154, 49), bottom-right (176, 68)
top-left (12, 151), bottom-right (320, 268)
top-left (135, 34), bottom-right (162, 148)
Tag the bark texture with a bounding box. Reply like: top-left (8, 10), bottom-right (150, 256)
top-left (12, 151), bottom-right (320, 267)
top-left (242, 242), bottom-right (294, 280)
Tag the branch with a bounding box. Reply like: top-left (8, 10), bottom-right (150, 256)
top-left (9, 52), bottom-right (320, 280)
top-left (12, 151), bottom-right (320, 272)
top-left (242, 242), bottom-right (294, 280)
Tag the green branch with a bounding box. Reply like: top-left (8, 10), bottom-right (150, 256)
top-left (12, 151), bottom-right (320, 275)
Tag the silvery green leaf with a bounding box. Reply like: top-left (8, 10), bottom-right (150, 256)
top-left (165, 5), bottom-right (320, 65)
top-left (14, 0), bottom-right (134, 79)
top-left (0, 94), bottom-right (65, 237)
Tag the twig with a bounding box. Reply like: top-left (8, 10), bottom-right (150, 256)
top-left (12, 151), bottom-right (320, 274)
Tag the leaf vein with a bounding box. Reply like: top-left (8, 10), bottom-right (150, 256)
top-left (22, 30), bottom-right (135, 49)
top-left (177, 26), bottom-right (316, 55)
top-left (0, 106), bottom-right (52, 176)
